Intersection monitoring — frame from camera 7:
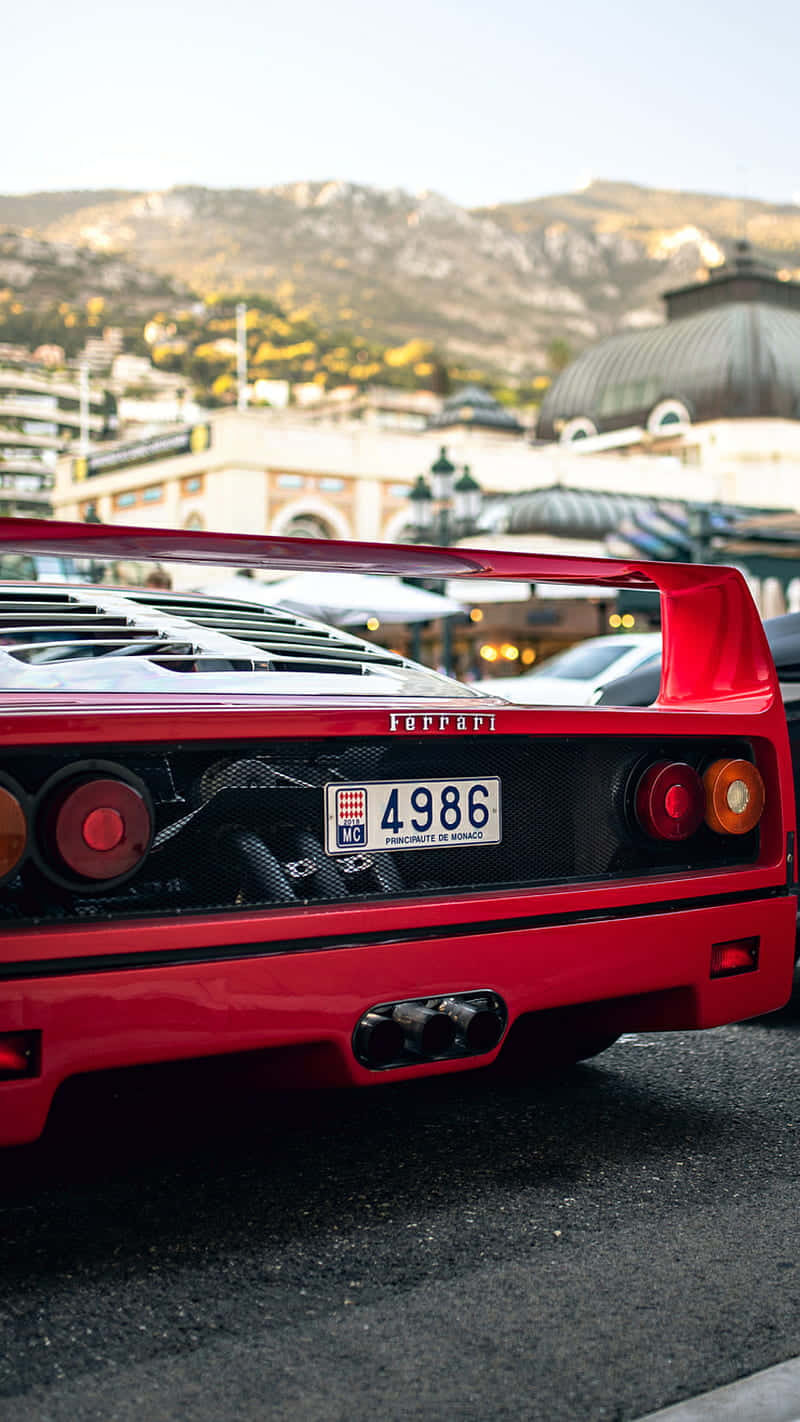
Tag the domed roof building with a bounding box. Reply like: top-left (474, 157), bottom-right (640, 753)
top-left (537, 241), bottom-right (800, 443)
top-left (427, 384), bottom-right (525, 435)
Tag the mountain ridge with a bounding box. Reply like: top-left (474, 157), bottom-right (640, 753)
top-left (3, 179), bottom-right (800, 375)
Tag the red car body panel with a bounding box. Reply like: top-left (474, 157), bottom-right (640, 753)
top-left (0, 518), bottom-right (796, 1145)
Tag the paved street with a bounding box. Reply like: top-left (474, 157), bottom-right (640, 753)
top-left (3, 982), bottom-right (800, 1422)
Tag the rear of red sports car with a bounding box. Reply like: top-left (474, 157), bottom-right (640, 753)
top-left (0, 520), bottom-right (796, 1145)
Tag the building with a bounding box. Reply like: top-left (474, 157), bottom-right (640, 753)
top-left (0, 354), bottom-right (116, 518)
top-left (535, 240), bottom-right (800, 511)
top-left (293, 384), bottom-right (441, 430)
top-left (54, 403), bottom-right (731, 545)
top-left (531, 240), bottom-right (800, 608)
top-left (50, 318), bottom-right (800, 671)
top-left (427, 384), bottom-right (526, 437)
top-left (53, 409), bottom-right (531, 551)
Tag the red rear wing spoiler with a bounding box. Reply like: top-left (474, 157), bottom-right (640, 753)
top-left (0, 516), bottom-right (777, 711)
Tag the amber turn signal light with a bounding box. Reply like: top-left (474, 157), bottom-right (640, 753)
top-left (703, 759), bottom-right (765, 835)
top-left (0, 784), bottom-right (27, 882)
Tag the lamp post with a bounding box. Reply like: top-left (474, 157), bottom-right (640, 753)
top-left (406, 446), bottom-right (483, 675)
top-left (82, 500), bottom-right (104, 584)
top-left (687, 504), bottom-right (716, 564)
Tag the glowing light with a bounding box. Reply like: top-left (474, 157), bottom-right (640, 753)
top-left (500, 643), bottom-right (519, 661)
top-left (621, 614), bottom-right (635, 629)
top-left (521, 648), bottom-right (536, 666)
top-left (366, 617), bottom-right (380, 631)
top-left (609, 613), bottom-right (622, 628)
top-left (469, 607), bottom-right (484, 623)
top-left (479, 644), bottom-right (498, 662)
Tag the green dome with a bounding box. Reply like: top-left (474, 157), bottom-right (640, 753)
top-left (537, 242), bottom-right (800, 441)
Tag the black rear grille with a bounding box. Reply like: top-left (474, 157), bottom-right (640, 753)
top-left (0, 735), bottom-right (759, 928)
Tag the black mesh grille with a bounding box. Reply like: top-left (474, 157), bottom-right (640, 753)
top-left (0, 734), bottom-right (758, 927)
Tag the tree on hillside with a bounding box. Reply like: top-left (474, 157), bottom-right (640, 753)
top-left (547, 338), bottom-right (572, 373)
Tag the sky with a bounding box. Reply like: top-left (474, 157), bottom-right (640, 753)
top-left (4, 0), bottom-right (800, 208)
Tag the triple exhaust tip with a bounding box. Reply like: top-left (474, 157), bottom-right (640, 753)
top-left (354, 992), bottom-right (507, 1070)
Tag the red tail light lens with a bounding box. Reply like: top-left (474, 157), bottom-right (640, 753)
top-left (635, 760), bottom-right (705, 841)
top-left (0, 1031), bottom-right (39, 1079)
top-left (710, 936), bottom-right (759, 977)
top-left (703, 758), bottom-right (765, 835)
top-left (0, 784), bottom-right (27, 882)
top-left (44, 777), bottom-right (152, 882)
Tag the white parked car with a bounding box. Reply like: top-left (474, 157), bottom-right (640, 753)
top-left (484, 633), bottom-right (662, 705)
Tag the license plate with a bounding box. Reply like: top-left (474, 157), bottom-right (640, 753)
top-left (325, 777), bottom-right (502, 854)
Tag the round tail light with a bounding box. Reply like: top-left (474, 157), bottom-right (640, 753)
top-left (42, 776), bottom-right (152, 883)
top-left (0, 783), bottom-right (28, 882)
top-left (703, 758), bottom-right (765, 835)
top-left (635, 760), bottom-right (705, 841)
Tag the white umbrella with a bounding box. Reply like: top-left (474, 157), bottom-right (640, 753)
top-left (259, 571), bottom-right (465, 626)
top-left (444, 577), bottom-right (529, 604)
top-left (189, 575), bottom-right (289, 604)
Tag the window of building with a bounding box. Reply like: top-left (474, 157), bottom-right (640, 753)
top-left (184, 512), bottom-right (204, 531)
top-left (388, 483), bottom-right (412, 499)
top-left (318, 477), bottom-right (344, 492)
top-left (182, 474), bottom-right (204, 494)
top-left (559, 416), bottom-right (598, 443)
top-left (23, 420), bottom-right (58, 438)
top-left (283, 514), bottom-right (334, 539)
top-left (141, 485), bottom-right (164, 502)
top-left (596, 378), bottom-right (662, 418)
top-left (115, 491), bottom-right (137, 509)
top-left (647, 399), bottom-right (691, 434)
top-left (277, 473), bottom-right (305, 489)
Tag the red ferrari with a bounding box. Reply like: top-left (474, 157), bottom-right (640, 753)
top-left (0, 518), bottom-right (796, 1146)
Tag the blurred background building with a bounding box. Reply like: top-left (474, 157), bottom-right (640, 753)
top-left (42, 238), bottom-right (800, 676)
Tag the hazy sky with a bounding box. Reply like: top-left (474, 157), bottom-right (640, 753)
top-left (5, 0), bottom-right (799, 207)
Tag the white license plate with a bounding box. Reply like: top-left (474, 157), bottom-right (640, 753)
top-left (325, 777), bottom-right (502, 855)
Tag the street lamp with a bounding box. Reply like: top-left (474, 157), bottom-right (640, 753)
top-left (408, 474), bottom-right (435, 537)
top-left (406, 447), bottom-right (483, 675)
top-left (430, 445), bottom-right (456, 503)
top-left (453, 464), bottom-right (482, 525)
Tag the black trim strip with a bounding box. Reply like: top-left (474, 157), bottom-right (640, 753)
top-left (0, 883), bottom-right (794, 983)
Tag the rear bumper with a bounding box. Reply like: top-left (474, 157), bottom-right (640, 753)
top-left (0, 892), bottom-right (796, 1146)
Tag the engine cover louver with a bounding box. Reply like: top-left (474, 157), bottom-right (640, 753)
top-left (0, 583), bottom-right (452, 688)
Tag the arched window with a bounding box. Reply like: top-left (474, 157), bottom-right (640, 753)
top-left (647, 399), bottom-right (691, 434)
top-left (270, 498), bottom-right (352, 540)
top-left (184, 512), bottom-right (204, 531)
top-left (283, 513), bottom-right (334, 540)
top-left (560, 416), bottom-right (598, 444)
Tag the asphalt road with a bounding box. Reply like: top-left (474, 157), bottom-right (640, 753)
top-left (3, 984), bottom-right (800, 1422)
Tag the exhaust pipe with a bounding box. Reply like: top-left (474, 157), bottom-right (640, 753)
top-left (353, 1012), bottom-right (405, 1069)
top-left (440, 998), bottom-right (504, 1053)
top-left (353, 991), bottom-right (507, 1070)
top-left (392, 1001), bottom-right (455, 1057)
